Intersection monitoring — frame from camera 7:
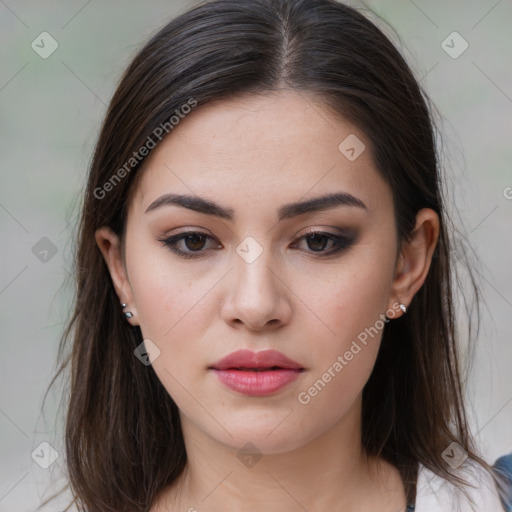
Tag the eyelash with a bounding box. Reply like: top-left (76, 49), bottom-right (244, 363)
top-left (156, 230), bottom-right (355, 259)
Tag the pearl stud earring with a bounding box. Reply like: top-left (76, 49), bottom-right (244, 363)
top-left (121, 302), bottom-right (133, 319)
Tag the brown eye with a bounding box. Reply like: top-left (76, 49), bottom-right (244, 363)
top-left (183, 233), bottom-right (208, 251)
top-left (305, 233), bottom-right (331, 251)
top-left (157, 231), bottom-right (221, 259)
top-left (292, 230), bottom-right (356, 256)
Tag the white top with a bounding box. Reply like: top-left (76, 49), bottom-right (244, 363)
top-left (415, 461), bottom-right (505, 511)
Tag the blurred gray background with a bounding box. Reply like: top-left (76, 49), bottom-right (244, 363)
top-left (1, 0), bottom-right (511, 510)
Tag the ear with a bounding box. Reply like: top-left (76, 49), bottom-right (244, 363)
top-left (388, 208), bottom-right (440, 316)
top-left (95, 226), bottom-right (139, 325)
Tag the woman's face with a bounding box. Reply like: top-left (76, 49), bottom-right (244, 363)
top-left (103, 91), bottom-right (406, 454)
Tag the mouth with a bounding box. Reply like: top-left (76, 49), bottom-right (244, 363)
top-left (208, 349), bottom-right (305, 396)
top-left (209, 348), bottom-right (304, 372)
top-left (210, 366), bottom-right (304, 372)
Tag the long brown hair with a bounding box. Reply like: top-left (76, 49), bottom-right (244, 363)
top-left (39, 0), bottom-right (501, 510)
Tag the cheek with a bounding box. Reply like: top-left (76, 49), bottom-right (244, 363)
top-left (305, 255), bottom-right (393, 346)
top-left (294, 346), bottom-right (377, 447)
top-left (294, 280), bottom-right (388, 429)
top-left (293, 254), bottom-right (394, 400)
top-left (126, 247), bottom-right (219, 400)
top-left (127, 243), bottom-right (206, 339)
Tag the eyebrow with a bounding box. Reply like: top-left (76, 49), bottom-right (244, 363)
top-left (144, 191), bottom-right (367, 221)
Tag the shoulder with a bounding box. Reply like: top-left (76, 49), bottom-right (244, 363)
top-left (414, 460), bottom-right (504, 512)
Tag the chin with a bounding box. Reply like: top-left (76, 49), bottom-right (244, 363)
top-left (206, 411), bottom-right (317, 456)
top-left (222, 432), bottom-right (310, 457)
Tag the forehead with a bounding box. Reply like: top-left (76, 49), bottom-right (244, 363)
top-left (131, 90), bottom-right (391, 217)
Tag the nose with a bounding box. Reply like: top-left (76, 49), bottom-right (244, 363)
top-left (220, 248), bottom-right (292, 332)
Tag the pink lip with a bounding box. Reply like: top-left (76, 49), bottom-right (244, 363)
top-left (209, 349), bottom-right (305, 397)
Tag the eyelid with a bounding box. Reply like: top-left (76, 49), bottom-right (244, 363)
top-left (157, 235), bottom-right (210, 261)
top-left (157, 227), bottom-right (357, 259)
top-left (291, 229), bottom-right (356, 253)
top-left (294, 225), bottom-right (355, 238)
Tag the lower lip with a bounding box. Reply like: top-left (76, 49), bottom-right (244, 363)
top-left (210, 368), bottom-right (303, 396)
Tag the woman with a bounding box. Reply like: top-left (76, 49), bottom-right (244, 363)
top-left (40, 0), bottom-right (508, 510)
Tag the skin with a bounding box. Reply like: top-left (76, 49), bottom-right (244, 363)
top-left (96, 90), bottom-right (439, 511)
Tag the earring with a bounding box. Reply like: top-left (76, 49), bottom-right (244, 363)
top-left (399, 303), bottom-right (407, 314)
top-left (121, 302), bottom-right (133, 319)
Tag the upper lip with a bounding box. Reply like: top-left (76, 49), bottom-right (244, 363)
top-left (209, 349), bottom-right (304, 371)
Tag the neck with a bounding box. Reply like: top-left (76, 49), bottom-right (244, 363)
top-left (154, 395), bottom-right (405, 511)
